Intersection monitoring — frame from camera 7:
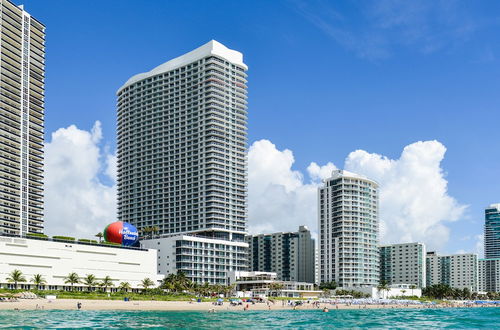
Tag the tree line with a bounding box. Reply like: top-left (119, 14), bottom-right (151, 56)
top-left (1, 269), bottom-right (238, 297)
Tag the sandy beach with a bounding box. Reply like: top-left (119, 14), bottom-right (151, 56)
top-left (0, 298), bottom-right (485, 311)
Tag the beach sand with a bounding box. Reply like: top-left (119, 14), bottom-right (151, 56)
top-left (0, 299), bottom-right (455, 311)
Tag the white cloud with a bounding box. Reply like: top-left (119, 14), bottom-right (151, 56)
top-left (344, 140), bottom-right (467, 250)
top-left (474, 234), bottom-right (484, 257)
top-left (44, 121), bottom-right (116, 239)
top-left (248, 139), bottom-right (466, 251)
top-left (307, 162), bottom-right (337, 182)
top-left (248, 140), bottom-right (320, 235)
top-left (44, 129), bottom-right (466, 251)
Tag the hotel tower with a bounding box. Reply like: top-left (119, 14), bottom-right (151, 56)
top-left (0, 0), bottom-right (45, 236)
top-left (318, 170), bottom-right (379, 288)
top-left (116, 41), bottom-right (248, 284)
top-left (485, 204), bottom-right (500, 259)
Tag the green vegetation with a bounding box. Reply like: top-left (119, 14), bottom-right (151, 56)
top-left (100, 276), bottom-right (115, 292)
top-left (82, 274), bottom-right (97, 291)
top-left (140, 278), bottom-right (154, 290)
top-left (78, 239), bottom-right (98, 244)
top-left (268, 283), bottom-right (284, 296)
top-left (0, 270), bottom-right (238, 301)
top-left (0, 288), bottom-right (206, 301)
top-left (140, 226), bottom-right (160, 239)
top-left (6, 269), bottom-right (26, 289)
top-left (118, 282), bottom-right (131, 292)
top-left (95, 232), bottom-right (104, 243)
top-left (30, 274), bottom-right (46, 290)
top-left (52, 236), bottom-right (75, 242)
top-left (334, 289), bottom-right (371, 298)
top-left (423, 284), bottom-right (472, 300)
top-left (319, 281), bottom-right (337, 290)
top-left (377, 280), bottom-right (390, 299)
top-left (422, 284), bottom-right (500, 300)
top-left (64, 272), bottom-right (80, 290)
top-left (26, 233), bottom-right (48, 239)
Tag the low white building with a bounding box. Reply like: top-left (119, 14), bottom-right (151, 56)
top-left (142, 232), bottom-right (248, 285)
top-left (228, 271), bottom-right (322, 298)
top-left (0, 235), bottom-right (160, 291)
top-left (341, 285), bottom-right (422, 299)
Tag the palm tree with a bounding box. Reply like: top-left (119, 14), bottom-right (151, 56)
top-left (30, 274), bottom-right (46, 290)
top-left (141, 227), bottom-right (152, 239)
top-left (161, 276), bottom-right (175, 292)
top-left (319, 281), bottom-right (338, 290)
top-left (377, 280), bottom-right (389, 299)
top-left (118, 282), bottom-right (131, 293)
top-left (269, 283), bottom-right (284, 297)
top-left (140, 278), bottom-right (155, 290)
top-left (184, 281), bottom-right (198, 294)
top-left (95, 232), bottom-right (103, 243)
top-left (82, 274), bottom-right (97, 292)
top-left (409, 284), bottom-right (417, 296)
top-left (6, 269), bottom-right (26, 289)
top-left (64, 272), bottom-right (80, 291)
top-left (100, 276), bottom-right (114, 292)
top-left (200, 282), bottom-right (211, 297)
top-left (224, 283), bottom-right (236, 297)
top-left (152, 226), bottom-right (160, 238)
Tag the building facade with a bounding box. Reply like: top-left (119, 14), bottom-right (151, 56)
top-left (228, 271), bottom-right (321, 298)
top-left (246, 226), bottom-right (315, 283)
top-left (0, 0), bottom-right (45, 236)
top-left (485, 204), bottom-right (500, 259)
top-left (380, 242), bottom-right (426, 288)
top-left (117, 40), bottom-right (249, 284)
top-left (426, 251), bottom-right (478, 291)
top-left (0, 235), bottom-right (160, 290)
top-left (318, 170), bottom-right (379, 288)
top-left (478, 258), bottom-right (500, 293)
top-left (141, 234), bottom-right (247, 284)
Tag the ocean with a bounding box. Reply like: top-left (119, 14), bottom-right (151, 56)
top-left (0, 308), bottom-right (499, 329)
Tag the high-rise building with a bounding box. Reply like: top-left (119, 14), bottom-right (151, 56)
top-left (478, 258), bottom-right (500, 293)
top-left (0, 0), bottom-right (45, 236)
top-left (318, 170), bottom-right (379, 288)
top-left (246, 226), bottom-right (315, 283)
top-left (426, 252), bottom-right (478, 291)
top-left (379, 242), bottom-right (426, 288)
top-left (485, 204), bottom-right (500, 259)
top-left (116, 40), bottom-right (249, 284)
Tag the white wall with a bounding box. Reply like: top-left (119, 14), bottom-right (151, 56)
top-left (341, 287), bottom-right (422, 299)
top-left (0, 236), bottom-right (160, 290)
top-left (141, 236), bottom-right (177, 276)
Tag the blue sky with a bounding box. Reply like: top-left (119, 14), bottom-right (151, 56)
top-left (22, 0), bottom-right (500, 254)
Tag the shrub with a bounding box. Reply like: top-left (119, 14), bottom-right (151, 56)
top-left (78, 239), bottom-right (98, 244)
top-left (52, 236), bottom-right (76, 241)
top-left (26, 233), bottom-right (48, 239)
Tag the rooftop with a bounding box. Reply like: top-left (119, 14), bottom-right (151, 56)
top-left (117, 40), bottom-right (247, 93)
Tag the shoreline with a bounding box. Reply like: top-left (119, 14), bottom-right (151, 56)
top-left (0, 299), bottom-right (496, 311)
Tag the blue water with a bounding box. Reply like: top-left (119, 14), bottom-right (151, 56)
top-left (0, 308), bottom-right (499, 329)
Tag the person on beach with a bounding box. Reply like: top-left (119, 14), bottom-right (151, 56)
top-left (77, 302), bottom-right (82, 310)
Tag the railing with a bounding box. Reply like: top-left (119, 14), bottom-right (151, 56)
top-left (0, 232), bottom-right (147, 251)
